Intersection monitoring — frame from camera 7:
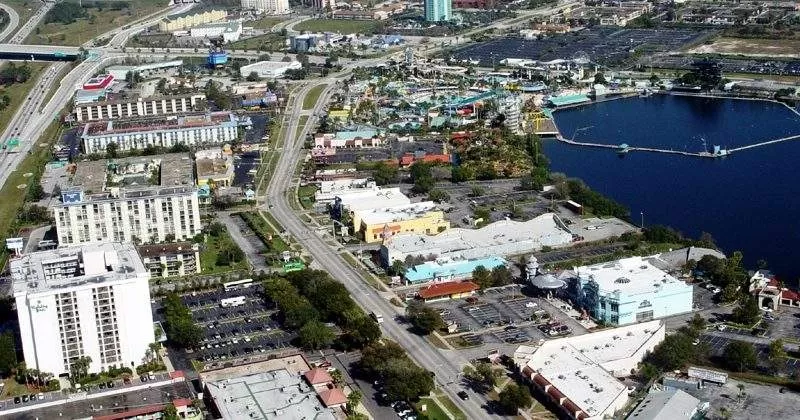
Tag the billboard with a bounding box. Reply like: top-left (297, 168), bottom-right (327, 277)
top-left (688, 367), bottom-right (727, 384)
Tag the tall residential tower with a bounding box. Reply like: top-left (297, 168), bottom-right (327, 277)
top-left (12, 243), bottom-right (154, 376)
top-left (425, 0), bottom-right (452, 22)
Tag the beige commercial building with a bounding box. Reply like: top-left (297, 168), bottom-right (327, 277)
top-left (158, 10), bottom-right (227, 32)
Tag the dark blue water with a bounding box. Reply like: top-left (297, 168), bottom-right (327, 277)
top-left (547, 95), bottom-right (800, 282)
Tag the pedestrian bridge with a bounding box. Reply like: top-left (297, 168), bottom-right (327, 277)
top-left (0, 44), bottom-right (82, 61)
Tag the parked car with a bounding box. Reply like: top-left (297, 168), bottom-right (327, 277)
top-left (457, 391), bottom-right (469, 400)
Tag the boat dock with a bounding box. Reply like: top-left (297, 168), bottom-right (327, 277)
top-left (550, 115), bottom-right (800, 158)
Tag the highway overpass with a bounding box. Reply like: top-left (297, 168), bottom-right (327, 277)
top-left (0, 44), bottom-right (82, 61)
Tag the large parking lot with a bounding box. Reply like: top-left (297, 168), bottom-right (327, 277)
top-left (159, 285), bottom-right (297, 371)
top-left (432, 284), bottom-right (577, 348)
top-left (454, 28), bottom-right (712, 66)
top-left (699, 332), bottom-right (800, 375)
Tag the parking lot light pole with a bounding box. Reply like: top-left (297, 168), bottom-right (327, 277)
top-left (640, 211), bottom-right (644, 229)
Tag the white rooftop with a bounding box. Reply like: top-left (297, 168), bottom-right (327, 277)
top-left (205, 369), bottom-right (335, 420)
top-left (575, 256), bottom-right (684, 297)
top-left (514, 320), bottom-right (665, 419)
top-left (315, 178), bottom-right (375, 202)
top-left (626, 389), bottom-right (704, 420)
top-left (337, 187), bottom-right (411, 211)
top-left (10, 242), bottom-right (148, 296)
top-left (356, 201), bottom-right (440, 225)
top-left (384, 213), bottom-right (573, 260)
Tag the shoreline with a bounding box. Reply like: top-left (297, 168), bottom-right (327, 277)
top-left (546, 92), bottom-right (800, 157)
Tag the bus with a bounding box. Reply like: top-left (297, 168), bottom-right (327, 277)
top-left (223, 279), bottom-right (253, 292)
top-left (221, 296), bottom-right (246, 308)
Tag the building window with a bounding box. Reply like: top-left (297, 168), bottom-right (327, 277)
top-left (610, 303), bottom-right (619, 312)
top-left (610, 315), bottom-right (619, 324)
top-left (639, 300), bottom-right (652, 308)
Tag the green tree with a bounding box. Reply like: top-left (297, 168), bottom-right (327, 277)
top-left (406, 300), bottom-right (445, 335)
top-left (106, 142), bottom-right (119, 158)
top-left (450, 166), bottom-right (473, 183)
top-left (383, 359), bottom-right (435, 401)
top-left (163, 293), bottom-right (203, 349)
top-left (688, 314), bottom-right (707, 335)
top-left (768, 339), bottom-right (788, 373)
top-left (647, 333), bottom-right (694, 371)
top-left (594, 72), bottom-right (607, 85)
top-left (410, 162), bottom-right (435, 194)
top-left (346, 389), bottom-right (362, 413)
top-left (246, 71), bottom-right (261, 82)
top-left (371, 162), bottom-right (397, 185)
top-left (427, 189), bottom-right (449, 203)
top-left (731, 296), bottom-right (760, 325)
top-left (498, 383), bottom-right (532, 414)
top-left (298, 320), bottom-right (335, 350)
top-left (724, 341), bottom-right (757, 372)
top-left (162, 403), bottom-right (179, 420)
top-left (0, 333), bottom-right (17, 376)
top-left (490, 265), bottom-right (512, 286)
top-left (472, 265), bottom-right (492, 289)
top-left (389, 260), bottom-right (406, 276)
top-left (341, 315), bottom-right (381, 349)
top-left (463, 362), bottom-right (499, 391)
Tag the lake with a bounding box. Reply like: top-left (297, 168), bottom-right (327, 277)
top-left (547, 94), bottom-right (800, 282)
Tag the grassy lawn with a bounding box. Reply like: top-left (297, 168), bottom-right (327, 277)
top-left (229, 33), bottom-right (286, 52)
top-left (295, 19), bottom-right (378, 35)
top-left (415, 397), bottom-right (451, 420)
top-left (0, 378), bottom-right (33, 397)
top-left (26, 0), bottom-right (165, 46)
top-left (433, 392), bottom-right (468, 420)
top-left (248, 17), bottom-right (288, 30)
top-left (297, 184), bottom-right (317, 210)
top-left (303, 84), bottom-right (327, 110)
top-left (0, 62), bottom-right (48, 133)
top-left (199, 232), bottom-right (249, 274)
top-left (0, 121), bottom-right (60, 269)
top-left (238, 211), bottom-right (290, 255)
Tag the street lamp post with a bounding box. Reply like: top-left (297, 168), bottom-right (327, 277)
top-left (640, 211), bottom-right (644, 229)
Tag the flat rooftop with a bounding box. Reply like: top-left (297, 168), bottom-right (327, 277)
top-left (337, 187), bottom-right (411, 211)
top-left (385, 213), bottom-right (573, 260)
top-left (10, 242), bottom-right (147, 296)
top-left (75, 93), bottom-right (205, 108)
top-left (205, 369), bottom-right (335, 420)
top-left (405, 256), bottom-right (506, 283)
top-left (69, 153), bottom-right (195, 194)
top-left (514, 320), bottom-right (665, 419)
top-left (356, 201), bottom-right (440, 225)
top-left (575, 256), bottom-right (685, 297)
top-left (82, 112), bottom-right (236, 137)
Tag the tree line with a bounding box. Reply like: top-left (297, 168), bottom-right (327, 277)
top-left (265, 270), bottom-right (381, 350)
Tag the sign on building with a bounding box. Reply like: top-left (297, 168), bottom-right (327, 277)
top-left (6, 237), bottom-right (23, 255)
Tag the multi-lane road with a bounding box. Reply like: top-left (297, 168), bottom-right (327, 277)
top-left (264, 73), bottom-right (500, 418)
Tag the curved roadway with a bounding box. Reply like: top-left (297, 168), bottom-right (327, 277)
top-left (0, 1), bottom-right (19, 43)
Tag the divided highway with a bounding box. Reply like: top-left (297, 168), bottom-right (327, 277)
top-left (0, 1), bottom-right (19, 43)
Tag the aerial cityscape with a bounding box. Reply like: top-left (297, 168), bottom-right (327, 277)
top-left (0, 0), bottom-right (798, 419)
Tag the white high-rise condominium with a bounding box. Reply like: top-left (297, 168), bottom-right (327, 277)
top-left (425, 0), bottom-right (452, 21)
top-left (52, 154), bottom-right (202, 246)
top-left (12, 243), bottom-right (154, 376)
top-left (242, 0), bottom-right (290, 14)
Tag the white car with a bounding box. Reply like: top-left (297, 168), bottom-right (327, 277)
top-left (716, 325), bottom-right (727, 331)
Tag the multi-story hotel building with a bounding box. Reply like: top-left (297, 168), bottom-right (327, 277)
top-left (73, 94), bottom-right (207, 123)
top-left (80, 112), bottom-right (247, 155)
top-left (11, 243), bottom-right (154, 376)
top-left (52, 154), bottom-right (202, 246)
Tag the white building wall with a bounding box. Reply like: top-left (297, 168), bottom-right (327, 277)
top-left (82, 124), bottom-right (238, 154)
top-left (14, 275), bottom-right (154, 376)
top-left (54, 193), bottom-right (202, 246)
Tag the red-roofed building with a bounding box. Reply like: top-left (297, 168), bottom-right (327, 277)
top-left (304, 368), bottom-right (334, 386)
top-left (318, 386), bottom-right (348, 408)
top-left (749, 270), bottom-right (800, 310)
top-left (417, 281), bottom-right (478, 302)
top-left (83, 74), bottom-right (114, 90)
top-left (93, 398), bottom-right (193, 420)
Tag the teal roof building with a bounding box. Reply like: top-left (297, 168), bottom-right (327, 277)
top-left (404, 256), bottom-right (507, 285)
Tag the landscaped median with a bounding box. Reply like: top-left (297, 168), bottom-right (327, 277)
top-left (237, 211), bottom-right (290, 264)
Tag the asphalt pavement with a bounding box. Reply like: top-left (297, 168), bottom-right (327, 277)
top-left (264, 75), bottom-right (499, 419)
top-left (0, 1), bottom-right (19, 43)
